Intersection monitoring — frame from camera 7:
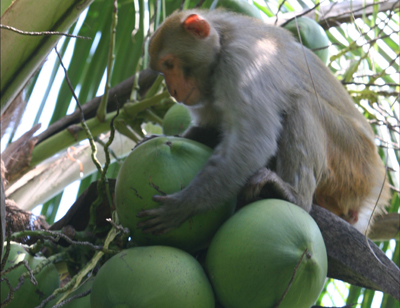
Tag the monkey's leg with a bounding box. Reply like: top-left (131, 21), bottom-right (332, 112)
top-left (239, 168), bottom-right (300, 206)
top-left (240, 103), bottom-right (326, 211)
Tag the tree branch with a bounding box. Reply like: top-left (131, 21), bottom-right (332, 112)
top-left (368, 213), bottom-right (400, 241)
top-left (310, 205), bottom-right (400, 301)
top-left (272, 0), bottom-right (399, 30)
top-left (35, 69), bottom-right (159, 144)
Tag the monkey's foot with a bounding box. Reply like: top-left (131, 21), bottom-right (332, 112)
top-left (240, 168), bottom-right (299, 205)
top-left (341, 209), bottom-right (359, 224)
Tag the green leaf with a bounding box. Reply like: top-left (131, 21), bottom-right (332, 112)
top-left (0, 0), bottom-right (94, 113)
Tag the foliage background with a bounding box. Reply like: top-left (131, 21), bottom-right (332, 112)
top-left (1, 0), bottom-right (399, 307)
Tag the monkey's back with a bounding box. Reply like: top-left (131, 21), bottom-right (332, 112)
top-left (206, 11), bottom-right (389, 231)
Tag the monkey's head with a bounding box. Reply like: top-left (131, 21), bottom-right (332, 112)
top-left (149, 11), bottom-right (220, 106)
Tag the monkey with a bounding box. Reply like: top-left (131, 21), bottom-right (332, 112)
top-left (136, 10), bottom-right (390, 235)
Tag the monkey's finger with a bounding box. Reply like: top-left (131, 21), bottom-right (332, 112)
top-left (137, 221), bottom-right (162, 232)
top-left (152, 195), bottom-right (168, 202)
top-left (142, 226), bottom-right (165, 234)
top-left (139, 221), bottom-right (170, 234)
top-left (136, 208), bottom-right (164, 218)
top-left (136, 218), bottom-right (161, 231)
top-left (152, 227), bottom-right (174, 236)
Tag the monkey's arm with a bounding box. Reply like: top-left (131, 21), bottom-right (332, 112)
top-left (183, 126), bottom-right (222, 149)
top-left (137, 94), bottom-right (284, 234)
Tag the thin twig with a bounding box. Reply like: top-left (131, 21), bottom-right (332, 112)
top-left (99, 100), bottom-right (121, 208)
top-left (374, 136), bottom-right (400, 149)
top-left (1, 260), bottom-right (37, 286)
top-left (342, 82), bottom-right (400, 87)
top-left (106, 218), bottom-right (129, 234)
top-left (1, 259), bottom-right (38, 306)
top-left (36, 289), bottom-right (91, 308)
top-left (101, 101), bottom-right (120, 183)
top-left (53, 289), bottom-right (91, 308)
top-left (311, 42), bottom-right (342, 51)
top-left (8, 229), bottom-right (110, 252)
top-left (294, 16), bottom-right (326, 185)
top-left (280, 2), bottom-right (322, 27)
top-left (312, 305), bottom-right (357, 308)
top-left (54, 47), bottom-right (85, 121)
top-left (94, 136), bottom-right (121, 162)
top-left (326, 0), bottom-right (399, 21)
top-left (330, 32), bottom-right (399, 69)
top-left (36, 277), bottom-right (77, 308)
top-left (97, 0), bottom-right (118, 122)
top-left (354, 2), bottom-right (398, 45)
top-left (362, 31), bottom-right (400, 46)
top-left (1, 227), bottom-right (11, 271)
top-left (364, 146), bottom-right (389, 266)
top-left (0, 24), bottom-right (91, 40)
top-left (55, 222), bottom-right (122, 305)
top-left (0, 277), bottom-right (14, 306)
top-left (54, 46), bottom-right (103, 173)
top-left (320, 1), bottom-right (339, 21)
top-left (35, 293), bottom-right (57, 308)
top-left (275, 0), bottom-right (288, 25)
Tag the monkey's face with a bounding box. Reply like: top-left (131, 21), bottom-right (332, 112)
top-left (158, 54), bottom-right (200, 106)
top-left (148, 11), bottom-right (221, 106)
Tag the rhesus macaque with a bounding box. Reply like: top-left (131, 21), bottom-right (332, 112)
top-left (137, 10), bottom-right (390, 235)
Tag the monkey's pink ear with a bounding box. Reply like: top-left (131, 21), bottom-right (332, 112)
top-left (183, 14), bottom-right (210, 38)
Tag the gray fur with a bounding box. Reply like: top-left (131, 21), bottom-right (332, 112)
top-left (140, 10), bottom-right (389, 234)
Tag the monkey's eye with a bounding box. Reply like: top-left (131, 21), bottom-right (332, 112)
top-left (163, 60), bottom-right (174, 70)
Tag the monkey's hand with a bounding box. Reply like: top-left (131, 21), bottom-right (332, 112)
top-left (136, 195), bottom-right (195, 235)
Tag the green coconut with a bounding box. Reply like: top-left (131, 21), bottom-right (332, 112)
top-left (283, 17), bottom-right (330, 64)
top-left (162, 103), bottom-right (192, 136)
top-left (115, 136), bottom-right (236, 252)
top-left (1, 242), bottom-right (60, 308)
top-left (214, 0), bottom-right (263, 20)
top-left (45, 277), bottom-right (93, 308)
top-left (205, 199), bottom-right (327, 308)
top-left (90, 246), bottom-right (215, 308)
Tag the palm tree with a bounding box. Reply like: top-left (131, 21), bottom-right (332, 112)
top-left (1, 0), bottom-right (399, 307)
